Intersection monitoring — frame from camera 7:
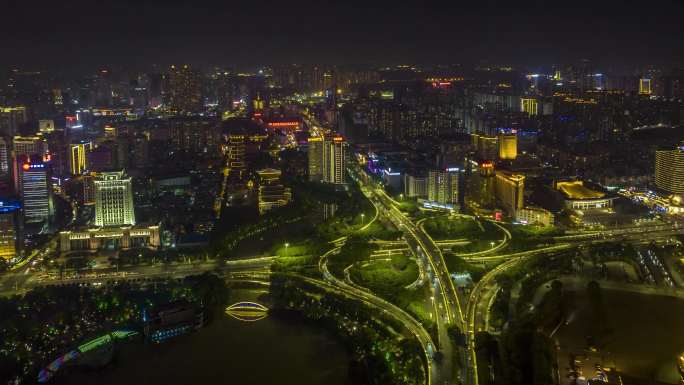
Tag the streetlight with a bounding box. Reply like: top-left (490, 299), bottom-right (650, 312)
top-left (285, 243), bottom-right (289, 256)
top-left (490, 241), bottom-right (495, 249)
top-left (361, 213), bottom-right (365, 224)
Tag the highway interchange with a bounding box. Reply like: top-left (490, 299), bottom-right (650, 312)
top-left (3, 170), bottom-right (684, 385)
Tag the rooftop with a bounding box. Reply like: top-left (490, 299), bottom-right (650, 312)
top-left (556, 181), bottom-right (605, 200)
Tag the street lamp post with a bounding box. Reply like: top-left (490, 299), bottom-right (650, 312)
top-left (361, 213), bottom-right (365, 224)
top-left (285, 243), bottom-right (289, 257)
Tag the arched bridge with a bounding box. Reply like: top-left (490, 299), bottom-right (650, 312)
top-left (225, 302), bottom-right (269, 322)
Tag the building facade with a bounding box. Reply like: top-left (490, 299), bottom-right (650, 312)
top-left (94, 171), bottom-right (135, 227)
top-left (495, 170), bottom-right (525, 217)
top-left (655, 147), bottom-right (684, 195)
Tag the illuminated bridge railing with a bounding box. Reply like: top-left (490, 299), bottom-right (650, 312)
top-left (225, 302), bottom-right (269, 322)
top-left (38, 330), bottom-right (139, 382)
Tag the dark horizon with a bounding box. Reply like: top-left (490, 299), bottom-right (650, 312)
top-left (2, 0), bottom-right (683, 69)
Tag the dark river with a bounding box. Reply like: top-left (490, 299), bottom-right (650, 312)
top-left (59, 290), bottom-right (353, 385)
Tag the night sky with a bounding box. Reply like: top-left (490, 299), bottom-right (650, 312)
top-left (2, 0), bottom-right (683, 68)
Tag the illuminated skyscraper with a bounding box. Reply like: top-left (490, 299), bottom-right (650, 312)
top-left (18, 155), bottom-right (50, 224)
top-left (69, 143), bottom-right (88, 175)
top-left (308, 135), bottom-right (347, 184)
top-left (0, 200), bottom-right (20, 260)
top-left (495, 170), bottom-right (525, 216)
top-left (307, 137), bottom-right (324, 182)
top-left (0, 137), bottom-right (9, 179)
top-left (520, 98), bottom-right (538, 116)
top-left (473, 134), bottom-right (498, 160)
top-left (639, 78), bottom-right (652, 95)
top-left (0, 107), bottom-right (27, 137)
top-left (427, 168), bottom-right (462, 209)
top-left (498, 133), bottom-right (517, 160)
top-left (94, 171), bottom-right (135, 227)
top-left (322, 136), bottom-right (348, 184)
top-left (655, 146), bottom-right (684, 195)
top-left (83, 173), bottom-right (96, 205)
top-left (12, 135), bottom-right (46, 158)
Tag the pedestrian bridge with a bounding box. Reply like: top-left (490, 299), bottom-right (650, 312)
top-left (225, 302), bottom-right (269, 322)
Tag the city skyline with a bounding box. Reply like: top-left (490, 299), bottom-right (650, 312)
top-left (2, 2), bottom-right (684, 385)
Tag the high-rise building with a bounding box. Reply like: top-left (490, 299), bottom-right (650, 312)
top-left (12, 136), bottom-right (46, 158)
top-left (520, 98), bottom-right (538, 116)
top-left (0, 137), bottom-right (10, 179)
top-left (307, 137), bottom-right (324, 182)
top-left (169, 118), bottom-right (219, 154)
top-left (495, 170), bottom-right (525, 216)
top-left (404, 172), bottom-right (427, 198)
top-left (655, 146), bottom-right (684, 195)
top-left (83, 173), bottom-right (96, 205)
top-left (0, 107), bottom-right (27, 137)
top-left (322, 136), bottom-right (348, 184)
top-left (473, 134), bottom-right (498, 160)
top-left (639, 78), bottom-right (652, 95)
top-left (256, 168), bottom-right (292, 215)
top-left (17, 155), bottom-right (50, 224)
top-left (498, 133), bottom-right (517, 160)
top-left (308, 135), bottom-right (348, 184)
top-left (427, 168), bottom-right (462, 209)
top-left (69, 143), bottom-right (88, 175)
top-left (0, 200), bottom-right (20, 260)
top-left (166, 65), bottom-right (203, 114)
top-left (94, 171), bottom-right (135, 227)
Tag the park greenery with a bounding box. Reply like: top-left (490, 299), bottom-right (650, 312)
top-left (424, 216), bottom-right (505, 253)
top-left (0, 274), bottom-right (228, 385)
top-left (210, 178), bottom-right (377, 261)
top-left (349, 253), bottom-right (419, 294)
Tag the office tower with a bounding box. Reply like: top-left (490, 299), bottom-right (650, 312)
top-left (639, 78), bottom-right (652, 95)
top-left (83, 173), bottom-right (96, 205)
top-left (0, 200), bottom-right (20, 260)
top-left (473, 134), bottom-right (498, 160)
top-left (256, 168), bottom-right (292, 215)
top-left (12, 136), bottom-right (46, 158)
top-left (655, 146), bottom-right (684, 195)
top-left (495, 170), bottom-right (525, 216)
top-left (0, 107), bottom-right (27, 137)
top-left (404, 172), bottom-right (427, 198)
top-left (323, 136), bottom-right (348, 184)
top-left (167, 65), bottom-right (203, 114)
top-left (69, 143), bottom-right (88, 175)
top-left (307, 137), bottom-right (324, 182)
top-left (0, 137), bottom-right (9, 179)
top-left (94, 171), bottom-right (135, 227)
top-left (427, 168), bottom-right (462, 208)
top-left (18, 155), bottom-right (50, 224)
top-left (498, 133), bottom-right (517, 160)
top-left (520, 98), bottom-right (538, 116)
